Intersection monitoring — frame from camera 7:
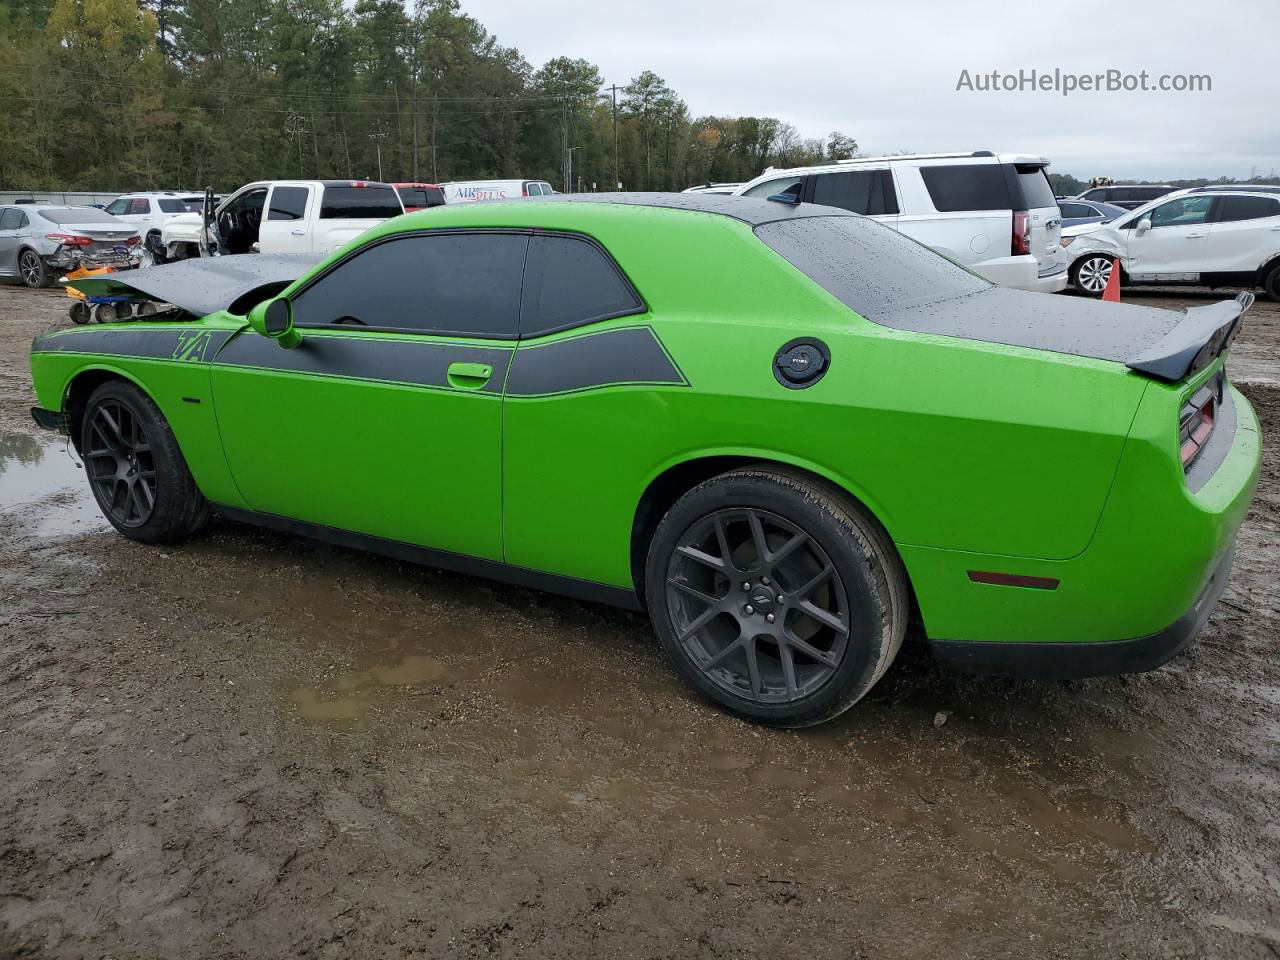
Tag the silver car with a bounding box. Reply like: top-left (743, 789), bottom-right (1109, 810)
top-left (0, 204), bottom-right (141, 288)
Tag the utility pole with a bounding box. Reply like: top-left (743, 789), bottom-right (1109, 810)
top-left (568, 146), bottom-right (582, 195)
top-left (602, 84), bottom-right (620, 190)
top-left (369, 127), bottom-right (388, 181)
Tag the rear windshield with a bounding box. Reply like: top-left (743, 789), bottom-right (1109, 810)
top-left (319, 185), bottom-right (403, 219)
top-left (41, 207), bottom-right (119, 224)
top-left (397, 186), bottom-right (446, 208)
top-left (756, 216), bottom-right (989, 320)
top-left (1015, 165), bottom-right (1056, 209)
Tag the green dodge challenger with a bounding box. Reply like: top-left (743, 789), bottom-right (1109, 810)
top-left (29, 194), bottom-right (1260, 726)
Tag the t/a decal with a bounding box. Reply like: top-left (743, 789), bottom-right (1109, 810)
top-left (172, 330), bottom-right (216, 362)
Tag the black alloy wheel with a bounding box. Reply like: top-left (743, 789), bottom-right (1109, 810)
top-left (665, 507), bottom-right (848, 704)
top-left (84, 397), bottom-right (158, 528)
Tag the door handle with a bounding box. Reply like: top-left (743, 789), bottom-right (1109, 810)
top-left (447, 362), bottom-right (493, 389)
top-left (1185, 233), bottom-right (1206, 239)
top-left (290, 229), bottom-right (305, 236)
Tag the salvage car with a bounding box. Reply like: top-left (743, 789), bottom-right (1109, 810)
top-left (160, 180), bottom-right (404, 260)
top-left (29, 194), bottom-right (1260, 727)
top-left (0, 204), bottom-right (139, 288)
top-left (105, 192), bottom-right (206, 262)
top-left (1062, 187), bottom-right (1280, 298)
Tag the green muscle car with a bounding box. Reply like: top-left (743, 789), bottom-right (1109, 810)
top-left (29, 194), bottom-right (1261, 727)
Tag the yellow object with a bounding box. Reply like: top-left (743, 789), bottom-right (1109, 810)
top-left (62, 264), bottom-right (115, 301)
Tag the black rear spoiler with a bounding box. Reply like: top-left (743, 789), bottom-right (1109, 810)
top-left (1126, 291), bottom-right (1253, 383)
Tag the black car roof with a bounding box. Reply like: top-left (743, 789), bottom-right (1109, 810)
top-left (525, 192), bottom-right (858, 227)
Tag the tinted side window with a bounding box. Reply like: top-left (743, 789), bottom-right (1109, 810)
top-left (810, 170), bottom-right (898, 216)
top-left (292, 232), bottom-right (528, 338)
top-left (1059, 203), bottom-right (1091, 218)
top-left (743, 176), bottom-right (802, 200)
top-left (267, 186), bottom-right (309, 221)
top-left (520, 234), bottom-right (644, 337)
top-left (1214, 195), bottom-right (1280, 222)
top-left (0, 209), bottom-right (20, 230)
top-left (319, 185), bottom-right (403, 219)
top-left (127, 198), bottom-right (150, 215)
top-left (920, 165), bottom-right (1010, 211)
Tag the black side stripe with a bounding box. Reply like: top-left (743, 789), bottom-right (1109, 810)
top-left (505, 326), bottom-right (688, 397)
top-left (212, 331), bottom-right (513, 394)
top-left (32, 327), bottom-right (236, 362)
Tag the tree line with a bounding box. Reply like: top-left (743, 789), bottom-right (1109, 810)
top-left (2, 0), bottom-right (1273, 196)
top-left (0, 0), bottom-right (859, 192)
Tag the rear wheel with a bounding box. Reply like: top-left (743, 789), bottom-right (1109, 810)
top-left (645, 467), bottom-right (907, 727)
top-left (1071, 254), bottom-right (1114, 296)
top-left (80, 380), bottom-right (209, 543)
top-left (18, 249), bottom-right (49, 288)
top-left (1264, 263), bottom-right (1280, 302)
top-left (146, 230), bottom-right (167, 265)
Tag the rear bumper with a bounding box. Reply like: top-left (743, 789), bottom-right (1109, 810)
top-left (974, 255), bottom-right (1068, 293)
top-left (928, 542), bottom-right (1235, 679)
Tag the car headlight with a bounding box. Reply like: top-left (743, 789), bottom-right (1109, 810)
top-left (1060, 236), bottom-right (1075, 248)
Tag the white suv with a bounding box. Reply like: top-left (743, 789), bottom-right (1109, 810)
top-left (104, 192), bottom-right (204, 261)
top-left (1061, 186), bottom-right (1280, 299)
top-left (732, 151), bottom-right (1066, 293)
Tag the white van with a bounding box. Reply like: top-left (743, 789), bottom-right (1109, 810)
top-left (441, 180), bottom-right (554, 203)
top-left (733, 151), bottom-right (1066, 293)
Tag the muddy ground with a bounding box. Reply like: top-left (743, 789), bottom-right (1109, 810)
top-left (0, 282), bottom-right (1277, 960)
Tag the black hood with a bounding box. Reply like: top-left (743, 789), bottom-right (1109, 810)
top-left (874, 287), bottom-right (1250, 382)
top-left (62, 254), bottom-right (324, 316)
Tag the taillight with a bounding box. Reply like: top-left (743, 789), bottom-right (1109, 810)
top-left (47, 233), bottom-right (92, 246)
top-left (1011, 210), bottom-right (1031, 256)
top-left (1179, 373), bottom-right (1223, 471)
top-left (125, 235), bottom-right (141, 245)
top-left (522, 185), bottom-right (530, 196)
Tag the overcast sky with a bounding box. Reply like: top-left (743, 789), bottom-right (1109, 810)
top-left (463, 0), bottom-right (1277, 182)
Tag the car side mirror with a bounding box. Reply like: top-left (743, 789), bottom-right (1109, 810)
top-left (248, 296), bottom-right (302, 349)
top-left (1135, 218), bottom-right (1152, 236)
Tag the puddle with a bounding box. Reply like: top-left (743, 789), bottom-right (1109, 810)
top-left (0, 433), bottom-right (105, 537)
top-left (290, 653), bottom-right (449, 722)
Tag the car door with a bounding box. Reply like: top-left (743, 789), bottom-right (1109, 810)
top-left (1203, 195), bottom-right (1280, 273)
top-left (208, 230), bottom-right (527, 562)
top-left (0, 208), bottom-right (22, 274)
top-left (256, 184), bottom-right (313, 253)
top-left (1123, 194), bottom-right (1215, 277)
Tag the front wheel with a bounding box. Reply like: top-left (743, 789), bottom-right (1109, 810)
top-left (1070, 255), bottom-right (1115, 296)
top-left (80, 380), bottom-right (210, 543)
top-left (645, 467), bottom-right (908, 727)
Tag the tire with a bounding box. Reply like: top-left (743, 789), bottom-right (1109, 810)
top-left (80, 380), bottom-right (210, 544)
top-left (1264, 263), bottom-right (1280, 302)
top-left (645, 466), bottom-right (908, 728)
top-left (1070, 254), bottom-right (1114, 297)
top-left (18, 248), bottom-right (50, 288)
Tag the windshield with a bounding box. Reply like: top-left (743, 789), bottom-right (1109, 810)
top-left (42, 207), bottom-right (121, 224)
top-left (755, 215), bottom-right (989, 320)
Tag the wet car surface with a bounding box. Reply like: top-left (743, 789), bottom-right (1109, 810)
top-left (1, 284), bottom-right (1278, 958)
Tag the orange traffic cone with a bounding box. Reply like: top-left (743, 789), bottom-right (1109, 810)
top-left (1101, 258), bottom-right (1121, 302)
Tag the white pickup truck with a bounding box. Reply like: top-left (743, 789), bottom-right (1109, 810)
top-left (160, 180), bottom-right (405, 260)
